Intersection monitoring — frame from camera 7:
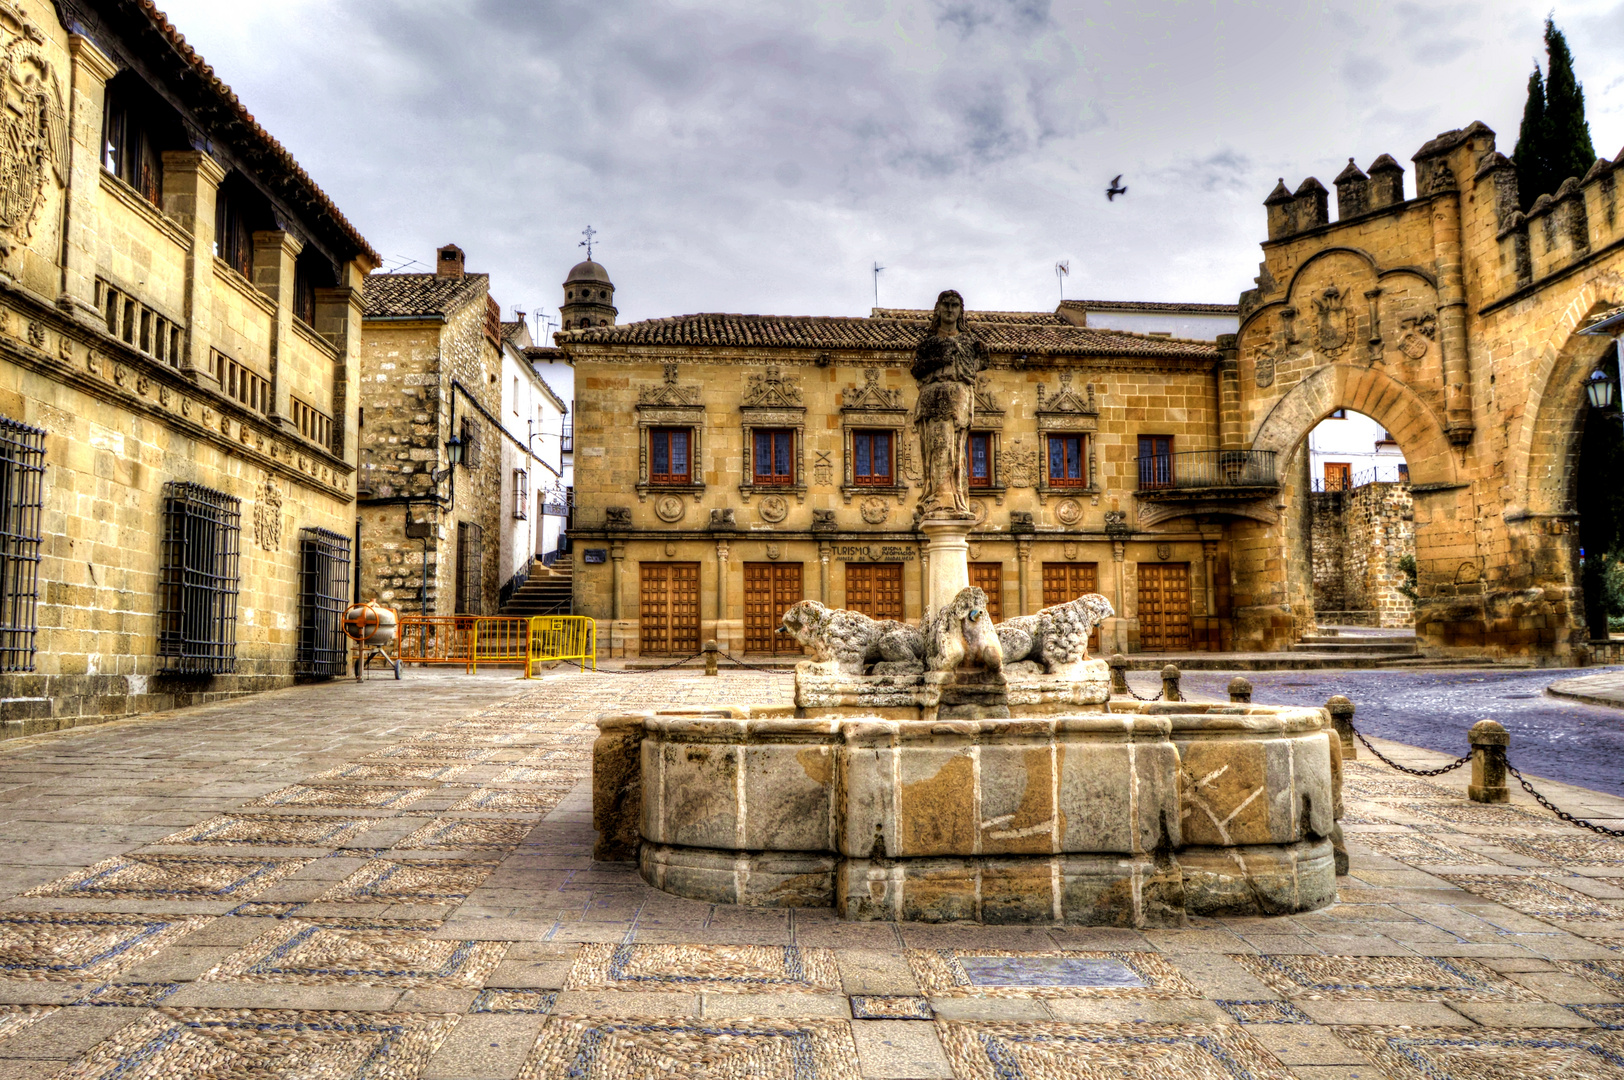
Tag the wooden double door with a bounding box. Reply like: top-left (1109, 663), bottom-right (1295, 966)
top-left (639, 562), bottom-right (700, 655)
top-left (969, 562), bottom-right (1004, 621)
top-left (744, 562), bottom-right (803, 655)
top-left (1042, 562), bottom-right (1100, 650)
top-left (1138, 562), bottom-right (1192, 652)
top-left (845, 563), bottom-right (904, 620)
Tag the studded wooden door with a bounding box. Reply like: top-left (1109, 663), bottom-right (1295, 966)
top-left (845, 563), bottom-right (903, 621)
top-left (1137, 562), bottom-right (1192, 652)
top-left (969, 562), bottom-right (1004, 621)
top-left (1041, 562), bottom-right (1100, 650)
top-left (639, 562), bottom-right (700, 656)
top-left (743, 563), bottom-right (803, 654)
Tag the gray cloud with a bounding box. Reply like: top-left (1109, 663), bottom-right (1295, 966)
top-left (159, 0), bottom-right (1624, 326)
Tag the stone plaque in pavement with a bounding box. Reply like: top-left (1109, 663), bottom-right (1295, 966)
top-left (958, 955), bottom-right (1146, 988)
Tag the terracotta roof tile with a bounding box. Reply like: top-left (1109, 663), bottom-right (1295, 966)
top-left (363, 273), bottom-right (489, 318)
top-left (1058, 299), bottom-right (1239, 315)
top-left (132, 0), bottom-right (378, 266)
top-left (555, 311), bottom-right (1217, 358)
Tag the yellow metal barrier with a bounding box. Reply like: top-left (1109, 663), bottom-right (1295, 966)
top-left (397, 616), bottom-right (531, 673)
top-left (526, 616), bottom-right (597, 676)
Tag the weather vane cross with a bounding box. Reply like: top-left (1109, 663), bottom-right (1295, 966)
top-left (579, 225), bottom-right (597, 260)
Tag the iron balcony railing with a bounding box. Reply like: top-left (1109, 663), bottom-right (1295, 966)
top-left (1136, 450), bottom-right (1277, 492)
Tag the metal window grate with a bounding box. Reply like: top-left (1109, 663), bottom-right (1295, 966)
top-left (296, 527), bottom-right (351, 678)
top-left (513, 469), bottom-right (528, 520)
top-left (0, 417), bottom-right (46, 672)
top-left (456, 521), bottom-right (484, 615)
top-left (157, 481), bottom-right (241, 675)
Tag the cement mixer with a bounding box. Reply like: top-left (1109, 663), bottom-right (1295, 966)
top-left (343, 601), bottom-right (400, 680)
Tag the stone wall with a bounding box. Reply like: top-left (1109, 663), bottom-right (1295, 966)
top-left (1310, 481), bottom-right (1415, 628)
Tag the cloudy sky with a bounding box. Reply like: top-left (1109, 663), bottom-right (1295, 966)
top-left (161, 0), bottom-right (1624, 332)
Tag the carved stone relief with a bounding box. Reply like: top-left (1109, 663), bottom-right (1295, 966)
top-left (859, 496), bottom-right (890, 525)
top-left (0, 4), bottom-right (66, 253)
top-left (1313, 285), bottom-right (1353, 356)
top-left (253, 474), bottom-right (283, 552)
top-left (1055, 499), bottom-right (1084, 526)
top-left (654, 495), bottom-right (685, 523)
top-left (1005, 439), bottom-right (1038, 488)
top-left (1254, 347), bottom-right (1276, 389)
top-left (813, 450), bottom-right (833, 487)
top-left (742, 367), bottom-right (802, 408)
top-left (758, 494), bottom-right (788, 523)
top-left (1398, 312), bottom-right (1436, 360)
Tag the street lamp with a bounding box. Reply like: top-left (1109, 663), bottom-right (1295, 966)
top-left (445, 432), bottom-right (464, 466)
top-left (1586, 368), bottom-right (1617, 411)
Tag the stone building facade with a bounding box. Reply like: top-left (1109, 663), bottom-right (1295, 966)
top-left (561, 302), bottom-right (1245, 657)
top-left (0, 0), bottom-right (377, 738)
top-left (564, 120), bottom-right (1624, 663)
top-left (357, 247), bottom-right (505, 616)
top-left (1310, 481), bottom-right (1415, 628)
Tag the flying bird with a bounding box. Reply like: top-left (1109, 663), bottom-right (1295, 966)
top-left (1106, 175), bottom-right (1127, 201)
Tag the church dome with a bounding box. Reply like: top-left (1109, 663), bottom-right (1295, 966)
top-left (565, 260), bottom-right (612, 285)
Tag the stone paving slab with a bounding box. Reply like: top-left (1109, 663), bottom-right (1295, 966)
top-left (9, 667), bottom-right (1624, 1076)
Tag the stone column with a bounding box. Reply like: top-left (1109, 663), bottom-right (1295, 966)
top-left (315, 282), bottom-right (364, 461)
top-left (252, 230), bottom-right (304, 430)
top-left (715, 539), bottom-right (730, 650)
top-left (1016, 538), bottom-right (1032, 616)
top-left (1429, 172), bottom-right (1474, 444)
top-left (609, 541), bottom-right (626, 620)
top-left (818, 541), bottom-right (831, 605)
top-left (162, 151), bottom-right (228, 388)
top-left (919, 519), bottom-right (971, 615)
top-left (1111, 539), bottom-right (1128, 652)
top-left (59, 36), bottom-right (118, 323)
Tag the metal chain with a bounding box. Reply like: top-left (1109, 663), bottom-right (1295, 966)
top-left (1125, 685), bottom-right (1164, 702)
top-left (1352, 726), bottom-right (1472, 776)
top-left (557, 652), bottom-right (705, 675)
top-left (1507, 763), bottom-right (1624, 837)
top-left (718, 651), bottom-right (797, 674)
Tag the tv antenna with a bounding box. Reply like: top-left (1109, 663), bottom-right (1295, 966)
top-left (1055, 260), bottom-right (1070, 302)
top-left (872, 261), bottom-right (885, 308)
top-left (579, 226), bottom-right (597, 261)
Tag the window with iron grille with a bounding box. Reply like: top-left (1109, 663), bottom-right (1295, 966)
top-left (459, 417), bottom-right (481, 470)
top-left (0, 418), bottom-right (46, 673)
top-left (456, 521), bottom-right (484, 614)
top-left (296, 528), bottom-right (351, 678)
top-left (157, 482), bottom-right (241, 675)
top-left (513, 469), bottom-right (528, 520)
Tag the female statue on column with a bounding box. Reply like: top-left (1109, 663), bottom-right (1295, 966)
top-left (911, 290), bottom-right (986, 520)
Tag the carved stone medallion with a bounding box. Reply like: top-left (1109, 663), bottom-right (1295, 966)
top-left (1254, 348), bottom-right (1276, 389)
top-left (860, 496), bottom-right (890, 525)
top-left (1055, 499), bottom-right (1083, 526)
top-left (758, 495), bottom-right (788, 523)
top-left (654, 495), bottom-right (685, 523)
top-left (253, 474), bottom-right (283, 552)
top-left (970, 499), bottom-right (988, 527)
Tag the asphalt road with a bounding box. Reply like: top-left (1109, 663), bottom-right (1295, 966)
top-left (1163, 666), bottom-right (1624, 798)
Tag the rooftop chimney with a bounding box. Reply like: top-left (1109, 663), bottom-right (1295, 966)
top-left (436, 244), bottom-right (465, 279)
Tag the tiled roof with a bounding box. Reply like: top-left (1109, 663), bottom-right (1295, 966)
top-left (525, 346), bottom-right (567, 361)
top-left (363, 273), bottom-right (489, 318)
top-left (1059, 299), bottom-right (1239, 315)
top-left (870, 307), bottom-right (1069, 324)
top-left (130, 1), bottom-right (379, 266)
top-left (500, 321), bottom-right (525, 343)
top-left (555, 311), bottom-right (1217, 358)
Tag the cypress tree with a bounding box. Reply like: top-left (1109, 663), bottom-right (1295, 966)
top-left (1511, 17), bottom-right (1596, 210)
top-left (1512, 65), bottom-right (1549, 211)
top-left (1541, 17), bottom-right (1596, 185)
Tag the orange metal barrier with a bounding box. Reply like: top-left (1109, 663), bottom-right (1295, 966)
top-left (397, 616), bottom-right (531, 673)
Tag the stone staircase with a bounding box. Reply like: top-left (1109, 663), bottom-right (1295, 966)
top-left (1293, 628), bottom-right (1419, 659)
top-left (498, 557), bottom-right (573, 617)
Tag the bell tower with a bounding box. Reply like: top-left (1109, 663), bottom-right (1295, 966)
top-left (561, 227), bottom-right (616, 330)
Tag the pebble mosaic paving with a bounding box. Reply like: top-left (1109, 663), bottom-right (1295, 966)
top-left (9, 670), bottom-right (1624, 1077)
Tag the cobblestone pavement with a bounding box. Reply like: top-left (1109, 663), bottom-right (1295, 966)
top-left (6, 667), bottom-right (1624, 1079)
top-left (1177, 667), bottom-right (1624, 798)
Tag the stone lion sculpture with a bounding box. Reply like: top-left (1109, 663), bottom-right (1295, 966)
top-left (779, 600), bottom-right (924, 676)
top-left (997, 593), bottom-right (1115, 675)
top-left (924, 586), bottom-right (1003, 673)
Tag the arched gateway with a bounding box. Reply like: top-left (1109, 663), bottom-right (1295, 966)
top-left (1229, 122), bottom-right (1624, 661)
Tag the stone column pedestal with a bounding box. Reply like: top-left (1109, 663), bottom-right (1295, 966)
top-left (919, 517), bottom-right (972, 615)
top-left (1468, 719), bottom-right (1510, 803)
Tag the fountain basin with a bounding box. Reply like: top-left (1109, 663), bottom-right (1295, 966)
top-left (597, 697), bottom-right (1343, 926)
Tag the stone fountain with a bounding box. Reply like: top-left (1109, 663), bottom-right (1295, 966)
top-left (594, 291), bottom-right (1344, 927)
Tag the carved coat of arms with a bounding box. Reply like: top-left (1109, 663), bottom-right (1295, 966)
top-left (1254, 348), bottom-right (1276, 389)
top-left (0, 4), bottom-right (64, 252)
top-left (1398, 312), bottom-right (1437, 360)
top-left (1313, 285), bottom-right (1353, 356)
top-left (253, 475), bottom-right (283, 551)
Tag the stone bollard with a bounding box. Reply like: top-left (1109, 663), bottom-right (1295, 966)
top-left (1468, 719), bottom-right (1510, 803)
top-left (1228, 676), bottom-right (1252, 703)
top-left (703, 639), bottom-right (719, 677)
top-left (1326, 695), bottom-right (1355, 759)
top-left (1162, 664), bottom-right (1181, 703)
top-left (1109, 653), bottom-right (1129, 696)
top-left (593, 713), bottom-right (648, 861)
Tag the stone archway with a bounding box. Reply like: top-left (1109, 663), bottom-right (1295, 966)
top-left (1239, 362), bottom-right (1472, 653)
